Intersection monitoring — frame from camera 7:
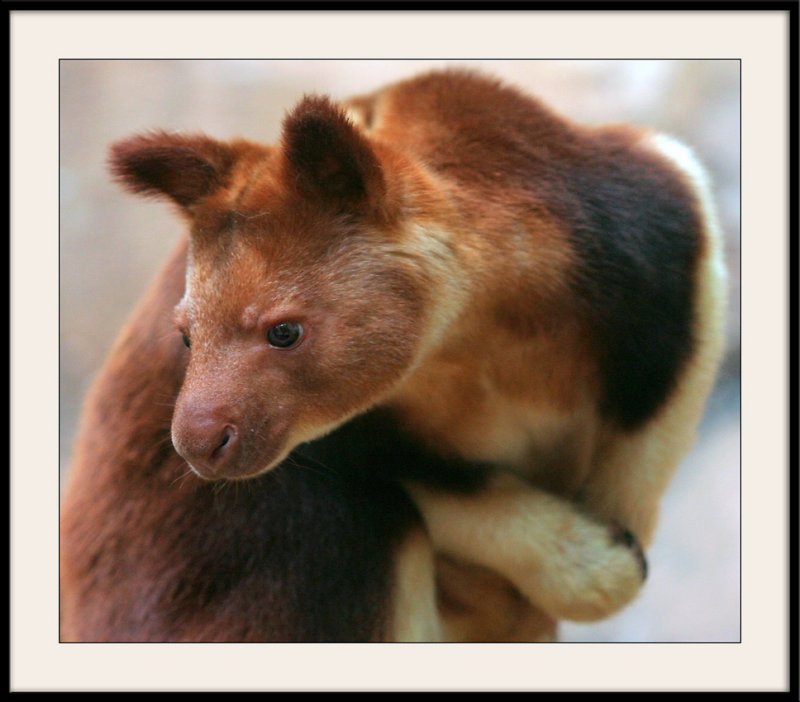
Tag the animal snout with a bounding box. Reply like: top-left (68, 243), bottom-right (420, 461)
top-left (172, 402), bottom-right (241, 479)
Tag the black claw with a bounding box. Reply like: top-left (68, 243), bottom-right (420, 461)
top-left (611, 524), bottom-right (648, 581)
top-left (617, 528), bottom-right (637, 549)
top-left (635, 546), bottom-right (649, 581)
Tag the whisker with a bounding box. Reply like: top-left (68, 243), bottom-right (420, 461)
top-left (232, 208), bottom-right (270, 221)
top-left (298, 449), bottom-right (344, 476)
top-left (152, 329), bottom-right (186, 347)
top-left (247, 422), bottom-right (345, 483)
top-left (284, 453), bottom-right (342, 483)
top-left (147, 434), bottom-right (176, 452)
top-left (170, 465), bottom-right (194, 489)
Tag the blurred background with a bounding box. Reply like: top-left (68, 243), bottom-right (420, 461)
top-left (59, 60), bottom-right (740, 643)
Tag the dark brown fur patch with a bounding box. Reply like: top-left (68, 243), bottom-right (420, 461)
top-left (559, 128), bottom-right (702, 429)
top-left (281, 96), bottom-right (386, 212)
top-left (109, 132), bottom-right (240, 208)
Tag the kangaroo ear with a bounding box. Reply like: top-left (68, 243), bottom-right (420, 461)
top-left (281, 96), bottom-right (385, 211)
top-left (109, 132), bottom-right (239, 208)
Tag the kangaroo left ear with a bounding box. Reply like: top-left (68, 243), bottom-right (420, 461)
top-left (109, 131), bottom-right (239, 210)
top-left (281, 96), bottom-right (385, 211)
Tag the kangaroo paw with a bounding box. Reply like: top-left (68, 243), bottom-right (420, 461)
top-left (527, 518), bottom-right (648, 622)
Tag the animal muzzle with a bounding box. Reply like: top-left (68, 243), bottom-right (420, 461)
top-left (171, 400), bottom-right (244, 480)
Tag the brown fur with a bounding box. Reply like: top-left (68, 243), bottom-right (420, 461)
top-left (60, 239), bottom-right (428, 642)
top-left (62, 69), bottom-right (725, 641)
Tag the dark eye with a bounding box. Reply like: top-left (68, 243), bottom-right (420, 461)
top-left (267, 321), bottom-right (303, 349)
top-left (182, 333), bottom-right (191, 349)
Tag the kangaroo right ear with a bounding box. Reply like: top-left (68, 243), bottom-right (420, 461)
top-left (109, 132), bottom-right (239, 209)
top-left (281, 96), bottom-right (386, 213)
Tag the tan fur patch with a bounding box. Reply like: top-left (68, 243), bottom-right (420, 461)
top-left (436, 555), bottom-right (557, 642)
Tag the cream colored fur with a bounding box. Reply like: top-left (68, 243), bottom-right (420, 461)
top-left (406, 473), bottom-right (646, 623)
top-left (390, 528), bottom-right (443, 642)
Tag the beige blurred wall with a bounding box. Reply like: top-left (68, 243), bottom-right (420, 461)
top-left (60, 60), bottom-right (740, 642)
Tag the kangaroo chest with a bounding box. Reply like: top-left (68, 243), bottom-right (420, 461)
top-left (391, 351), bottom-right (599, 496)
